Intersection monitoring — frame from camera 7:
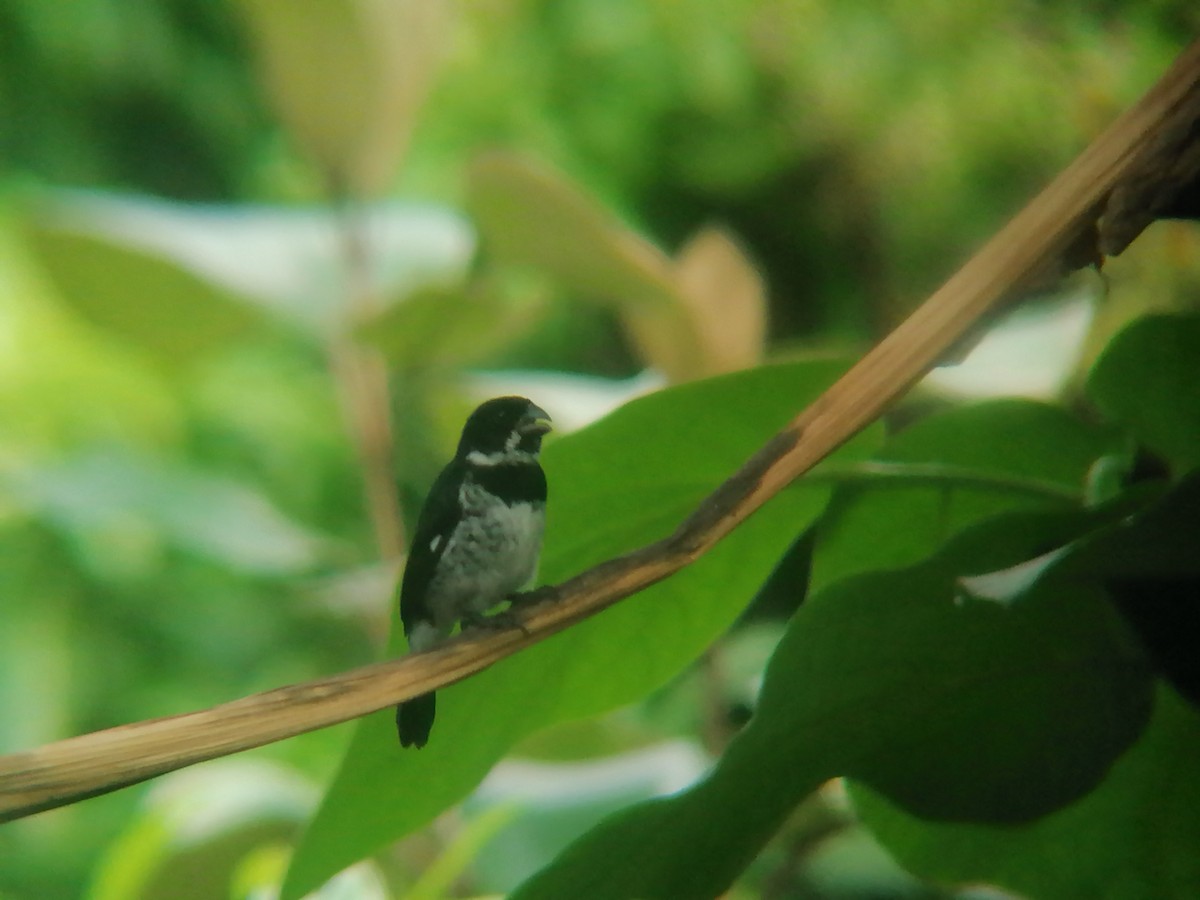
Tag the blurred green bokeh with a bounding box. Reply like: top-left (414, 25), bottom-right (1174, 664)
top-left (1, 2), bottom-right (1198, 899)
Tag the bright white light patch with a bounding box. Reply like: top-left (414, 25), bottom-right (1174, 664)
top-left (921, 288), bottom-right (1096, 400)
top-left (958, 546), bottom-right (1070, 606)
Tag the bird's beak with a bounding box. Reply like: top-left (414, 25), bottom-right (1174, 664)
top-left (519, 404), bottom-right (553, 436)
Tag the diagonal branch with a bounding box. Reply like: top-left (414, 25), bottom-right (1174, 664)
top-left (3, 38), bottom-right (1199, 825)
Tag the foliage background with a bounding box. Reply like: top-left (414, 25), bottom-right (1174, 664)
top-left (1, 2), bottom-right (1198, 898)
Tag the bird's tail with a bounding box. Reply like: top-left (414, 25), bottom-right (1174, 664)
top-left (397, 692), bottom-right (436, 748)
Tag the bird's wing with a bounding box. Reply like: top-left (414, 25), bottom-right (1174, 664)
top-left (399, 459), bottom-right (465, 636)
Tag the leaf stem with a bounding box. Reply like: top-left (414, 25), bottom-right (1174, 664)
top-left (330, 199), bottom-right (406, 562)
top-left (807, 460), bottom-right (1083, 503)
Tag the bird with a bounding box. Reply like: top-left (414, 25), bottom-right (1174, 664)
top-left (396, 396), bottom-right (551, 748)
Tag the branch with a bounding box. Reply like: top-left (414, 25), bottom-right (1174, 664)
top-left (4, 38), bottom-right (1199, 824)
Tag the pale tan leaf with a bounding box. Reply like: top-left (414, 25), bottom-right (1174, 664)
top-left (675, 225), bottom-right (767, 373)
top-left (237, 0), bottom-right (449, 196)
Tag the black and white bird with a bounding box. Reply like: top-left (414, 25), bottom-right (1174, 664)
top-left (396, 396), bottom-right (551, 748)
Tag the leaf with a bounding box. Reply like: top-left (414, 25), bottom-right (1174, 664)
top-left (88, 760), bottom-right (314, 900)
top-left (25, 225), bottom-right (263, 365)
top-left (356, 281), bottom-right (545, 368)
top-left (468, 154), bottom-right (709, 381)
top-left (509, 504), bottom-right (1155, 900)
top-left (236, 0), bottom-right (449, 196)
top-left (811, 399), bottom-right (1122, 593)
top-left (469, 157), bottom-right (771, 382)
top-left (27, 192), bottom-right (477, 338)
top-left (1070, 469), bottom-right (1200, 707)
top-left (673, 225), bottom-right (767, 373)
top-left (851, 686), bottom-right (1200, 900)
top-left (11, 451), bottom-right (328, 575)
top-left (837, 517), bottom-right (1152, 824)
top-left (468, 153), bottom-right (679, 311)
top-left (1086, 313), bottom-right (1200, 474)
top-left (467, 743), bottom-right (709, 894)
top-left (281, 359), bottom-right (880, 899)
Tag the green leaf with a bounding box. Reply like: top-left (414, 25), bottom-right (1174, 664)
top-left (851, 685), bottom-right (1200, 900)
top-left (1069, 469), bottom-right (1200, 708)
top-left (1067, 466), bottom-right (1200, 579)
top-left (281, 359), bottom-right (879, 899)
top-left (356, 282), bottom-right (545, 368)
top-left (838, 514), bottom-right (1152, 823)
top-left (510, 504), bottom-right (1155, 900)
top-left (25, 225), bottom-right (262, 365)
top-left (811, 399), bottom-right (1120, 593)
top-left (1086, 313), bottom-right (1200, 474)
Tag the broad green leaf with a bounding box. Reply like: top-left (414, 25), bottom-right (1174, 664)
top-left (281, 359), bottom-right (879, 899)
top-left (510, 504), bottom-right (1155, 900)
top-left (811, 399), bottom-right (1121, 593)
top-left (847, 472), bottom-right (1200, 897)
top-left (25, 225), bottom-right (262, 365)
top-left (851, 686), bottom-right (1200, 900)
top-left (1087, 313), bottom-right (1200, 474)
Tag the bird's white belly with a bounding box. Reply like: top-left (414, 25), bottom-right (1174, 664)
top-left (426, 489), bottom-right (544, 629)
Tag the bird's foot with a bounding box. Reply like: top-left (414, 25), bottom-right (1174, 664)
top-left (462, 609), bottom-right (530, 636)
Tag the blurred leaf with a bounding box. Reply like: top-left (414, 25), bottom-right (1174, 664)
top-left (406, 806), bottom-right (515, 900)
top-left (24, 224), bottom-right (262, 365)
top-left (357, 281), bottom-right (545, 368)
top-left (0, 589), bottom-right (74, 754)
top-left (469, 152), bottom-right (678, 309)
top-left (673, 225), bottom-right (766, 373)
top-left (509, 505), bottom-right (1155, 900)
top-left (811, 399), bottom-right (1122, 593)
top-left (468, 742), bottom-right (709, 894)
top-left (87, 761), bottom-right (314, 900)
top-left (9, 451), bottom-right (328, 576)
top-left (281, 359), bottom-right (881, 899)
top-left (26, 193), bottom-right (477, 338)
top-left (469, 153), bottom-right (709, 381)
top-left (1086, 312), bottom-right (1200, 474)
top-left (237, 0), bottom-right (449, 196)
top-left (851, 686), bottom-right (1200, 900)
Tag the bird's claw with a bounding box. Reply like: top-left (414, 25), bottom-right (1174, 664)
top-left (507, 586), bottom-right (554, 608)
top-left (462, 609), bottom-right (530, 636)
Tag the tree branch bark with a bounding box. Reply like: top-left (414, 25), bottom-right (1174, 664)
top-left (3, 37), bottom-right (1199, 825)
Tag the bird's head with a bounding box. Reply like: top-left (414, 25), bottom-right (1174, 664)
top-left (457, 396), bottom-right (552, 463)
